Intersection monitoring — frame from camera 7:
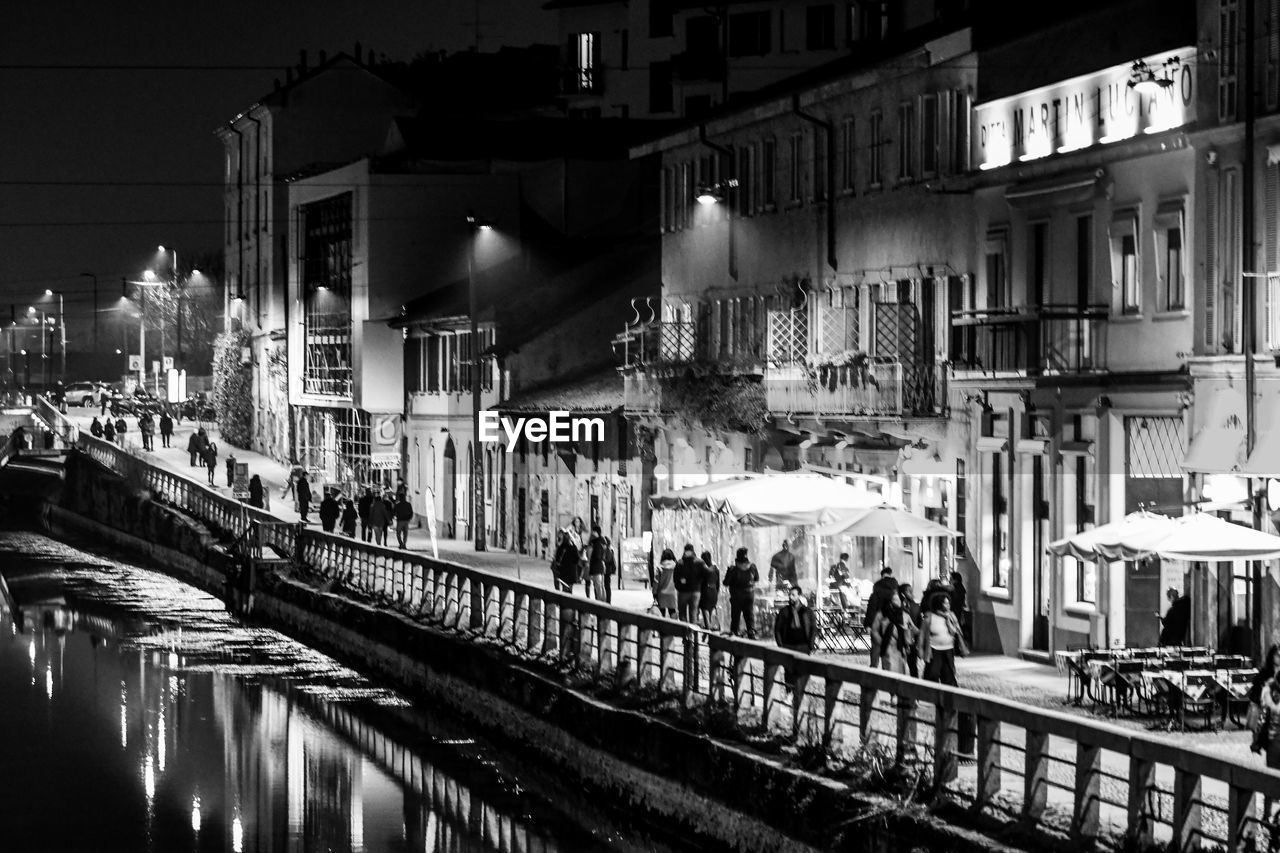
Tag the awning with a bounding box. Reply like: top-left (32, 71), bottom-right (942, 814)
top-left (1240, 429), bottom-right (1280, 478)
top-left (1181, 426), bottom-right (1246, 474)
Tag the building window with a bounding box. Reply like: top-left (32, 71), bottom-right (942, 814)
top-left (728, 11), bottom-right (771, 57)
top-left (840, 117), bottom-right (855, 191)
top-left (1111, 211), bottom-right (1140, 315)
top-left (1029, 221), bottom-right (1049, 305)
top-left (847, 1), bottom-right (887, 43)
top-left (1220, 0), bottom-right (1239, 121)
top-left (806, 4), bottom-right (836, 49)
top-left (951, 90), bottom-right (971, 173)
top-left (1074, 455), bottom-right (1096, 603)
top-left (301, 192), bottom-right (354, 398)
top-left (569, 32), bottom-right (600, 94)
top-left (1156, 203), bottom-right (1186, 311)
top-left (762, 138), bottom-right (777, 206)
top-left (991, 452), bottom-right (1008, 589)
top-left (648, 61), bottom-right (673, 113)
top-left (1076, 215), bottom-right (1093, 306)
top-left (897, 100), bottom-right (915, 181)
top-left (869, 110), bottom-right (883, 187)
top-left (985, 230), bottom-right (1010, 308)
top-left (812, 129), bottom-right (827, 200)
top-left (920, 94), bottom-right (939, 177)
top-left (736, 145), bottom-right (753, 215)
top-left (789, 133), bottom-right (803, 202)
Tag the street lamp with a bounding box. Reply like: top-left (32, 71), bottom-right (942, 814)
top-left (157, 245), bottom-right (182, 368)
top-left (43, 289), bottom-right (65, 384)
top-left (467, 212), bottom-right (495, 552)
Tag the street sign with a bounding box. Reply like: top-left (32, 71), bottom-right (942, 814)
top-left (151, 360), bottom-right (160, 375)
top-left (370, 452), bottom-right (400, 471)
top-left (163, 356), bottom-right (174, 371)
top-left (232, 462), bottom-right (250, 500)
top-left (372, 413), bottom-right (401, 447)
top-left (128, 355), bottom-right (142, 372)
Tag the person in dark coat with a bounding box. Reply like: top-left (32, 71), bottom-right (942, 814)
top-left (602, 536), bottom-right (618, 603)
top-left (357, 487), bottom-right (374, 542)
top-left (898, 583), bottom-right (922, 678)
top-left (949, 571), bottom-right (971, 644)
top-left (865, 567), bottom-right (900, 668)
top-left (295, 472), bottom-right (312, 523)
top-left (551, 527), bottom-right (581, 593)
top-left (367, 491), bottom-right (391, 545)
top-left (340, 498), bottom-right (358, 538)
top-left (319, 489), bottom-right (341, 533)
top-left (768, 540), bottom-right (798, 591)
top-left (89, 417), bottom-right (103, 438)
top-left (138, 413), bottom-right (153, 451)
top-left (585, 526), bottom-right (607, 599)
top-left (247, 474), bottom-right (264, 509)
top-left (698, 550), bottom-right (721, 630)
top-left (115, 417), bottom-right (128, 442)
top-left (158, 411), bottom-right (173, 448)
top-left (202, 441), bottom-right (217, 485)
top-left (102, 419), bottom-right (115, 443)
top-left (187, 430), bottom-right (201, 466)
top-left (1159, 588), bottom-right (1191, 646)
top-left (774, 585), bottom-right (817, 689)
top-left (225, 452), bottom-right (236, 487)
top-left (393, 495), bottom-right (414, 549)
top-left (723, 547), bottom-right (759, 638)
top-left (674, 544), bottom-right (704, 623)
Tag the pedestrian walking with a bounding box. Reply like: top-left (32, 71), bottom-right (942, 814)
top-left (584, 526), bottom-right (607, 599)
top-left (723, 547), bottom-right (759, 639)
top-left (368, 491), bottom-right (391, 545)
top-left (99, 390), bottom-right (109, 416)
top-left (551, 527), bottom-right (581, 593)
top-left (949, 571), bottom-right (971, 645)
top-left (652, 548), bottom-right (678, 617)
top-left (247, 474), bottom-right (264, 509)
top-left (158, 411), bottom-right (173, 448)
top-left (138, 413), bottom-right (153, 451)
top-left (865, 567), bottom-right (899, 669)
top-left (225, 453), bottom-right (236, 487)
top-left (1256, 675), bottom-right (1280, 823)
top-left (296, 472), bottom-right (312, 523)
top-left (187, 430), bottom-right (202, 466)
top-left (102, 419), bottom-right (115, 443)
top-left (898, 584), bottom-right (921, 678)
top-left (698, 550), bottom-right (720, 630)
top-left (773, 585), bottom-right (816, 691)
top-left (919, 592), bottom-right (975, 757)
top-left (1248, 645), bottom-right (1280, 734)
top-left (872, 595), bottom-right (916, 676)
top-left (393, 494), bottom-right (414, 549)
top-left (282, 459), bottom-right (304, 501)
top-left (357, 487), bottom-right (374, 542)
top-left (203, 441), bottom-right (218, 485)
top-left (340, 498), bottom-right (358, 538)
top-left (768, 539), bottom-right (797, 592)
top-left (602, 535), bottom-right (617, 603)
top-left (89, 417), bottom-right (103, 438)
top-left (319, 489), bottom-right (341, 533)
top-left (674, 544), bottom-right (704, 623)
top-left (115, 418), bottom-right (128, 444)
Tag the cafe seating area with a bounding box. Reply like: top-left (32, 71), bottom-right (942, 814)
top-left (1055, 647), bottom-right (1257, 731)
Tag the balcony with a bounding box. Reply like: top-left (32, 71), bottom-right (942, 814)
top-left (765, 361), bottom-right (947, 419)
top-left (615, 320), bottom-right (701, 370)
top-left (950, 305), bottom-right (1108, 376)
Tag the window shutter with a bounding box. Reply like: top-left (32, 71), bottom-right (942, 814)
top-left (1205, 175), bottom-right (1218, 351)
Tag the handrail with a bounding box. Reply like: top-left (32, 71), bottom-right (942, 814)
top-left (31, 397), bottom-right (1280, 851)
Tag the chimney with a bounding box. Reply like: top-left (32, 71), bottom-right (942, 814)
top-left (299, 49), bottom-right (308, 73)
top-left (318, 49), bottom-right (327, 65)
top-left (354, 41), bottom-right (363, 63)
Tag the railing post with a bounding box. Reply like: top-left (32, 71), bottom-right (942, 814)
top-left (636, 628), bottom-right (654, 687)
top-left (859, 684), bottom-right (877, 746)
top-left (1071, 741), bottom-right (1101, 847)
top-left (1022, 729), bottom-right (1050, 825)
top-left (934, 703), bottom-right (958, 786)
top-left (526, 596), bottom-right (544, 655)
top-left (1227, 783), bottom-right (1257, 853)
top-left (658, 632), bottom-right (675, 691)
top-left (616, 623), bottom-right (636, 687)
top-left (511, 592), bottom-right (527, 646)
top-left (761, 662), bottom-right (781, 731)
top-left (1172, 769), bottom-right (1202, 853)
top-left (682, 633), bottom-right (699, 707)
top-left (975, 716), bottom-right (1001, 812)
top-left (731, 653), bottom-right (749, 709)
top-left (823, 679), bottom-right (842, 750)
top-left (709, 645), bottom-right (727, 704)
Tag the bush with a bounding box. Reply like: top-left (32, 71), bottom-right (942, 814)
top-left (212, 329), bottom-right (253, 448)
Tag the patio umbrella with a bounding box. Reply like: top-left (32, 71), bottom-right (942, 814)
top-left (1130, 513), bottom-right (1280, 562)
top-left (650, 471), bottom-right (883, 526)
top-left (1047, 511), bottom-right (1176, 562)
top-left (816, 503), bottom-right (959, 539)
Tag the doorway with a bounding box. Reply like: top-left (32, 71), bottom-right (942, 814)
top-left (1031, 455), bottom-right (1051, 652)
top-left (441, 438), bottom-right (456, 538)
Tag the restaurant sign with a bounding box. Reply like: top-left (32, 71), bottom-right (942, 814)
top-left (973, 47), bottom-right (1196, 171)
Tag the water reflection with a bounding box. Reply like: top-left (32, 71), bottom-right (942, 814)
top-left (0, 531), bottom-right (621, 852)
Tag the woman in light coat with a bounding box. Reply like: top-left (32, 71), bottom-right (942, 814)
top-left (871, 594), bottom-right (917, 676)
top-left (918, 592), bottom-right (964, 687)
top-left (653, 548), bottom-right (678, 617)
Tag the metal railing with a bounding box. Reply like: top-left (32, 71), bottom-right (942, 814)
top-left (34, 397), bottom-right (1280, 851)
top-left (950, 305), bottom-right (1108, 375)
top-left (764, 362), bottom-right (947, 418)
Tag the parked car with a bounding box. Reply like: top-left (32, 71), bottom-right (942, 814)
top-left (64, 381), bottom-right (108, 407)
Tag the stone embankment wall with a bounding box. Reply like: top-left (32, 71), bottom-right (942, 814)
top-left (43, 450), bottom-right (1020, 853)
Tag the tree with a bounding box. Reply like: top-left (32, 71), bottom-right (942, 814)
top-left (212, 328), bottom-right (252, 448)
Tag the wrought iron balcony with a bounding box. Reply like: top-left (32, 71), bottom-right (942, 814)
top-left (614, 320), bottom-right (701, 370)
top-left (950, 304), bottom-right (1108, 376)
top-left (764, 361), bottom-right (947, 419)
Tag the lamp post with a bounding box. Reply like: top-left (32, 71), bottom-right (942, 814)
top-left (44, 289), bottom-right (64, 383)
top-left (159, 246), bottom-right (182, 368)
top-left (79, 273), bottom-right (99, 354)
top-left (467, 212), bottom-right (494, 551)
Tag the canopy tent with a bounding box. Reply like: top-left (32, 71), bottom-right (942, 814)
top-left (818, 503), bottom-right (960, 539)
top-left (650, 471), bottom-right (885, 526)
top-left (1048, 511), bottom-right (1280, 562)
top-left (1047, 511), bottom-right (1176, 562)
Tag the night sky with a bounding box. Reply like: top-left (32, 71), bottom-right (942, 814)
top-left (0, 0), bottom-right (553, 343)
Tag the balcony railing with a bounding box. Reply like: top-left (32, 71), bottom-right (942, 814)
top-left (950, 305), bottom-right (1108, 375)
top-left (616, 321), bottom-right (701, 370)
top-left (765, 361), bottom-right (947, 418)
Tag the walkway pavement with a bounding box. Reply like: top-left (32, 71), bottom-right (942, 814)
top-left (64, 407), bottom-right (653, 606)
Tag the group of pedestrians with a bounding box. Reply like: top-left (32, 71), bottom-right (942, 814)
top-left (652, 544), bottom-right (722, 628)
top-left (550, 517), bottom-right (619, 603)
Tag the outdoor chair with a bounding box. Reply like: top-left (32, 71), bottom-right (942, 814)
top-left (1222, 672), bottom-right (1254, 727)
top-left (1213, 655), bottom-right (1249, 670)
top-left (1063, 655), bottom-right (1090, 706)
top-left (1163, 659), bottom-right (1192, 672)
top-left (1171, 675), bottom-right (1219, 732)
top-left (1136, 674), bottom-right (1171, 718)
top-left (1093, 664), bottom-right (1136, 717)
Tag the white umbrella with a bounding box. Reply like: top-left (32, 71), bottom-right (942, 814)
top-left (817, 503), bottom-right (959, 539)
top-left (1131, 513), bottom-right (1280, 562)
top-left (649, 471), bottom-right (883, 527)
top-left (1047, 511), bottom-right (1176, 562)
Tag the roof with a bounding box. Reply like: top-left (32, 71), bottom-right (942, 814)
top-left (389, 116), bottom-right (681, 162)
top-left (220, 52), bottom-right (412, 130)
top-left (499, 369), bottom-right (623, 414)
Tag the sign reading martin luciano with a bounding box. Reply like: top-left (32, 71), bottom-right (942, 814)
top-left (973, 47), bottom-right (1196, 170)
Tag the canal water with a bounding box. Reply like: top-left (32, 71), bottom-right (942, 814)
top-left (0, 529), bottom-right (651, 852)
